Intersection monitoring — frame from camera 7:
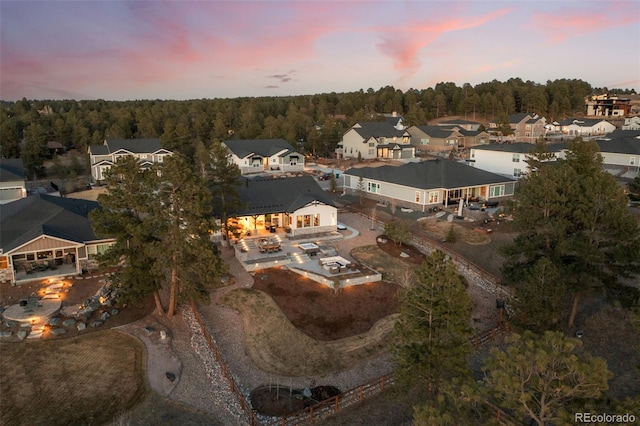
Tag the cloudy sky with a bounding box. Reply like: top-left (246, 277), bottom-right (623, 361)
top-left (1, 1), bottom-right (639, 101)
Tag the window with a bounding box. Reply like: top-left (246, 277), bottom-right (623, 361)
top-left (421, 138), bottom-right (429, 145)
top-left (0, 256), bottom-right (7, 269)
top-left (428, 191), bottom-right (440, 203)
top-left (489, 185), bottom-right (505, 197)
top-left (525, 124), bottom-right (531, 130)
top-left (379, 137), bottom-right (386, 143)
top-left (514, 168), bottom-right (522, 177)
top-left (470, 150), bottom-right (475, 158)
top-left (368, 142), bottom-right (375, 147)
top-left (367, 182), bottom-right (380, 193)
top-left (157, 155), bottom-right (164, 163)
top-left (368, 148), bottom-right (375, 156)
top-left (314, 214), bottom-right (320, 226)
top-left (87, 244), bottom-right (111, 260)
top-left (403, 137), bottom-right (409, 144)
top-left (512, 154), bottom-right (520, 163)
top-left (296, 216), bottom-right (302, 228)
top-left (304, 214), bottom-right (311, 227)
top-left (630, 157), bottom-right (636, 166)
top-left (415, 191), bottom-right (421, 203)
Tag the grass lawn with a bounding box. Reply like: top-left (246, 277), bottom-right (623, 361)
top-left (0, 330), bottom-right (146, 426)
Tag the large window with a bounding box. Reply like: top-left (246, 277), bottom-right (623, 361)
top-left (514, 168), bottom-right (522, 177)
top-left (428, 191), bottom-right (440, 203)
top-left (489, 185), bottom-right (505, 197)
top-left (512, 154), bottom-right (520, 163)
top-left (87, 244), bottom-right (112, 260)
top-left (295, 214), bottom-right (318, 228)
top-left (415, 191), bottom-right (421, 203)
top-left (367, 182), bottom-right (380, 193)
top-left (421, 138), bottom-right (430, 145)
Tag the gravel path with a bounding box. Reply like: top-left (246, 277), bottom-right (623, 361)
top-left (131, 212), bottom-right (508, 425)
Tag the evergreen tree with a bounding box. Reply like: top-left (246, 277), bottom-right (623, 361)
top-left (501, 138), bottom-right (640, 329)
top-left (147, 154), bottom-right (226, 316)
top-left (90, 156), bottom-right (166, 314)
top-left (483, 330), bottom-right (611, 426)
top-left (394, 250), bottom-right (474, 397)
top-left (21, 122), bottom-right (49, 178)
top-left (356, 175), bottom-right (365, 205)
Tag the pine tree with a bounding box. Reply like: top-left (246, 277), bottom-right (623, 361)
top-left (394, 250), bottom-right (474, 397)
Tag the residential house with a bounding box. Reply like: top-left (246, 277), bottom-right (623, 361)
top-left (622, 116), bottom-right (640, 130)
top-left (407, 125), bottom-right (462, 153)
top-left (224, 175), bottom-right (338, 237)
top-left (0, 159), bottom-right (27, 205)
top-left (437, 118), bottom-right (483, 131)
top-left (556, 118), bottom-right (616, 137)
top-left (0, 194), bottom-right (114, 284)
top-left (469, 143), bottom-right (566, 178)
top-left (88, 138), bottom-right (172, 182)
top-left (337, 122), bottom-right (415, 160)
top-left (222, 139), bottom-right (304, 175)
top-left (343, 159), bottom-right (516, 211)
top-left (595, 131), bottom-right (640, 177)
top-left (586, 94), bottom-right (632, 117)
top-left (490, 113), bottom-right (546, 142)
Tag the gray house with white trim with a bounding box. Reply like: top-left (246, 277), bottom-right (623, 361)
top-left (343, 160), bottom-right (515, 211)
top-left (223, 139), bottom-right (304, 175)
top-left (88, 138), bottom-right (172, 182)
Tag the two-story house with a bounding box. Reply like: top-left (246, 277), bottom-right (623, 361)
top-left (437, 118), bottom-right (483, 131)
top-left (0, 159), bottom-right (27, 204)
top-left (407, 125), bottom-right (463, 153)
top-left (88, 138), bottom-right (172, 182)
top-left (337, 122), bottom-right (415, 160)
top-left (469, 143), bottom-right (566, 178)
top-left (222, 139), bottom-right (304, 175)
top-left (490, 113), bottom-right (546, 142)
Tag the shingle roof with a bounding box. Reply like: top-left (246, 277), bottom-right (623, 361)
top-left (223, 139), bottom-right (297, 159)
top-left (472, 142), bottom-right (566, 153)
top-left (557, 118), bottom-right (612, 126)
top-left (595, 137), bottom-right (640, 155)
top-left (345, 160), bottom-right (515, 191)
top-left (438, 119), bottom-right (481, 125)
top-left (0, 194), bottom-right (103, 253)
top-left (233, 175), bottom-right (335, 216)
top-left (352, 122), bottom-right (407, 139)
top-left (88, 138), bottom-right (166, 155)
top-left (0, 158), bottom-right (26, 182)
top-left (599, 129), bottom-right (640, 140)
top-left (410, 125), bottom-right (458, 138)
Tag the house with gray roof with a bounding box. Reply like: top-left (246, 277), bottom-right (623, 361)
top-left (489, 113), bottom-right (546, 142)
top-left (222, 139), bottom-right (304, 175)
top-left (437, 118), bottom-right (483, 131)
top-left (343, 159), bottom-right (515, 211)
top-left (221, 175), bottom-right (337, 238)
top-left (0, 158), bottom-right (27, 205)
top-left (337, 122), bottom-right (415, 160)
top-left (554, 118), bottom-right (616, 137)
top-left (470, 143), bottom-right (567, 178)
top-left (595, 131), bottom-right (640, 177)
top-left (88, 138), bottom-right (173, 182)
top-left (407, 125), bottom-right (462, 153)
top-left (0, 194), bottom-right (114, 284)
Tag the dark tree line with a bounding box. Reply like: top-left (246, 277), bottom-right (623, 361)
top-left (1, 79), bottom-right (635, 177)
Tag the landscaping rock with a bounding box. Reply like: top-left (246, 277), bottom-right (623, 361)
top-left (0, 331), bottom-right (13, 338)
top-left (76, 322), bottom-right (86, 331)
top-left (100, 311), bottom-right (110, 321)
top-left (399, 252), bottom-right (409, 258)
top-left (110, 308), bottom-right (119, 316)
top-left (48, 317), bottom-right (62, 326)
top-left (50, 328), bottom-right (67, 336)
top-left (62, 319), bottom-right (77, 328)
top-left (90, 321), bottom-right (103, 328)
top-left (17, 330), bottom-right (27, 340)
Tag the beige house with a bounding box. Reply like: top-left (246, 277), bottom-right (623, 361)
top-left (222, 139), bottom-right (304, 175)
top-left (337, 122), bottom-right (415, 160)
top-left (88, 138), bottom-right (172, 182)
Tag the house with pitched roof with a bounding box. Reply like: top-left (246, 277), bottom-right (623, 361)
top-left (88, 138), bottom-right (172, 182)
top-left (595, 131), bottom-right (640, 177)
top-left (223, 175), bottom-right (337, 237)
top-left (0, 159), bottom-right (27, 205)
top-left (437, 118), bottom-right (483, 131)
top-left (343, 160), bottom-right (515, 211)
top-left (222, 139), bottom-right (304, 175)
top-left (337, 122), bottom-right (415, 160)
top-left (469, 143), bottom-right (567, 178)
top-left (0, 194), bottom-right (114, 284)
top-left (622, 116), bottom-right (640, 130)
top-left (490, 113), bottom-right (546, 142)
top-left (555, 118), bottom-right (616, 136)
top-left (408, 125), bottom-right (490, 153)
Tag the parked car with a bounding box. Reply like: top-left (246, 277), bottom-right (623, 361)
top-left (318, 173), bottom-right (334, 181)
top-left (336, 223), bottom-right (347, 230)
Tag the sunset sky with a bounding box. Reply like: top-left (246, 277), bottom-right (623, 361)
top-left (1, 1), bottom-right (639, 101)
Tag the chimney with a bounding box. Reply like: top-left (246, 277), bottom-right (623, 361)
top-left (392, 111), bottom-right (397, 117)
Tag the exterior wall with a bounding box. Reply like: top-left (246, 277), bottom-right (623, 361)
top-left (564, 121), bottom-right (616, 136)
top-left (600, 152), bottom-right (637, 167)
top-left (622, 117), bottom-right (640, 130)
top-left (471, 150), bottom-right (529, 178)
top-left (289, 204), bottom-right (337, 236)
top-left (0, 181), bottom-right (26, 204)
top-left (340, 129), bottom-right (376, 160)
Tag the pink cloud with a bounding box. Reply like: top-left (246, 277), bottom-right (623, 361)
top-left (376, 8), bottom-right (512, 78)
top-left (530, 2), bottom-right (640, 42)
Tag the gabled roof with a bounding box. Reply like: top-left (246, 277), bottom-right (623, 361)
top-left (233, 175), bottom-right (336, 216)
top-left (603, 129), bottom-right (640, 140)
top-left (508, 113), bottom-right (534, 124)
top-left (437, 119), bottom-right (482, 126)
top-left (0, 158), bottom-right (26, 182)
top-left (409, 125), bottom-right (459, 139)
top-left (595, 137), bottom-right (640, 155)
top-left (89, 138), bottom-right (167, 155)
top-left (351, 122), bottom-right (408, 139)
top-left (472, 142), bottom-right (566, 154)
top-left (223, 139), bottom-right (298, 159)
top-left (345, 160), bottom-right (515, 191)
top-left (0, 194), bottom-right (104, 253)
top-left (557, 118), bottom-right (612, 126)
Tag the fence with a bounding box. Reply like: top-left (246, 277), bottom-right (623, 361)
top-left (190, 301), bottom-right (258, 425)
